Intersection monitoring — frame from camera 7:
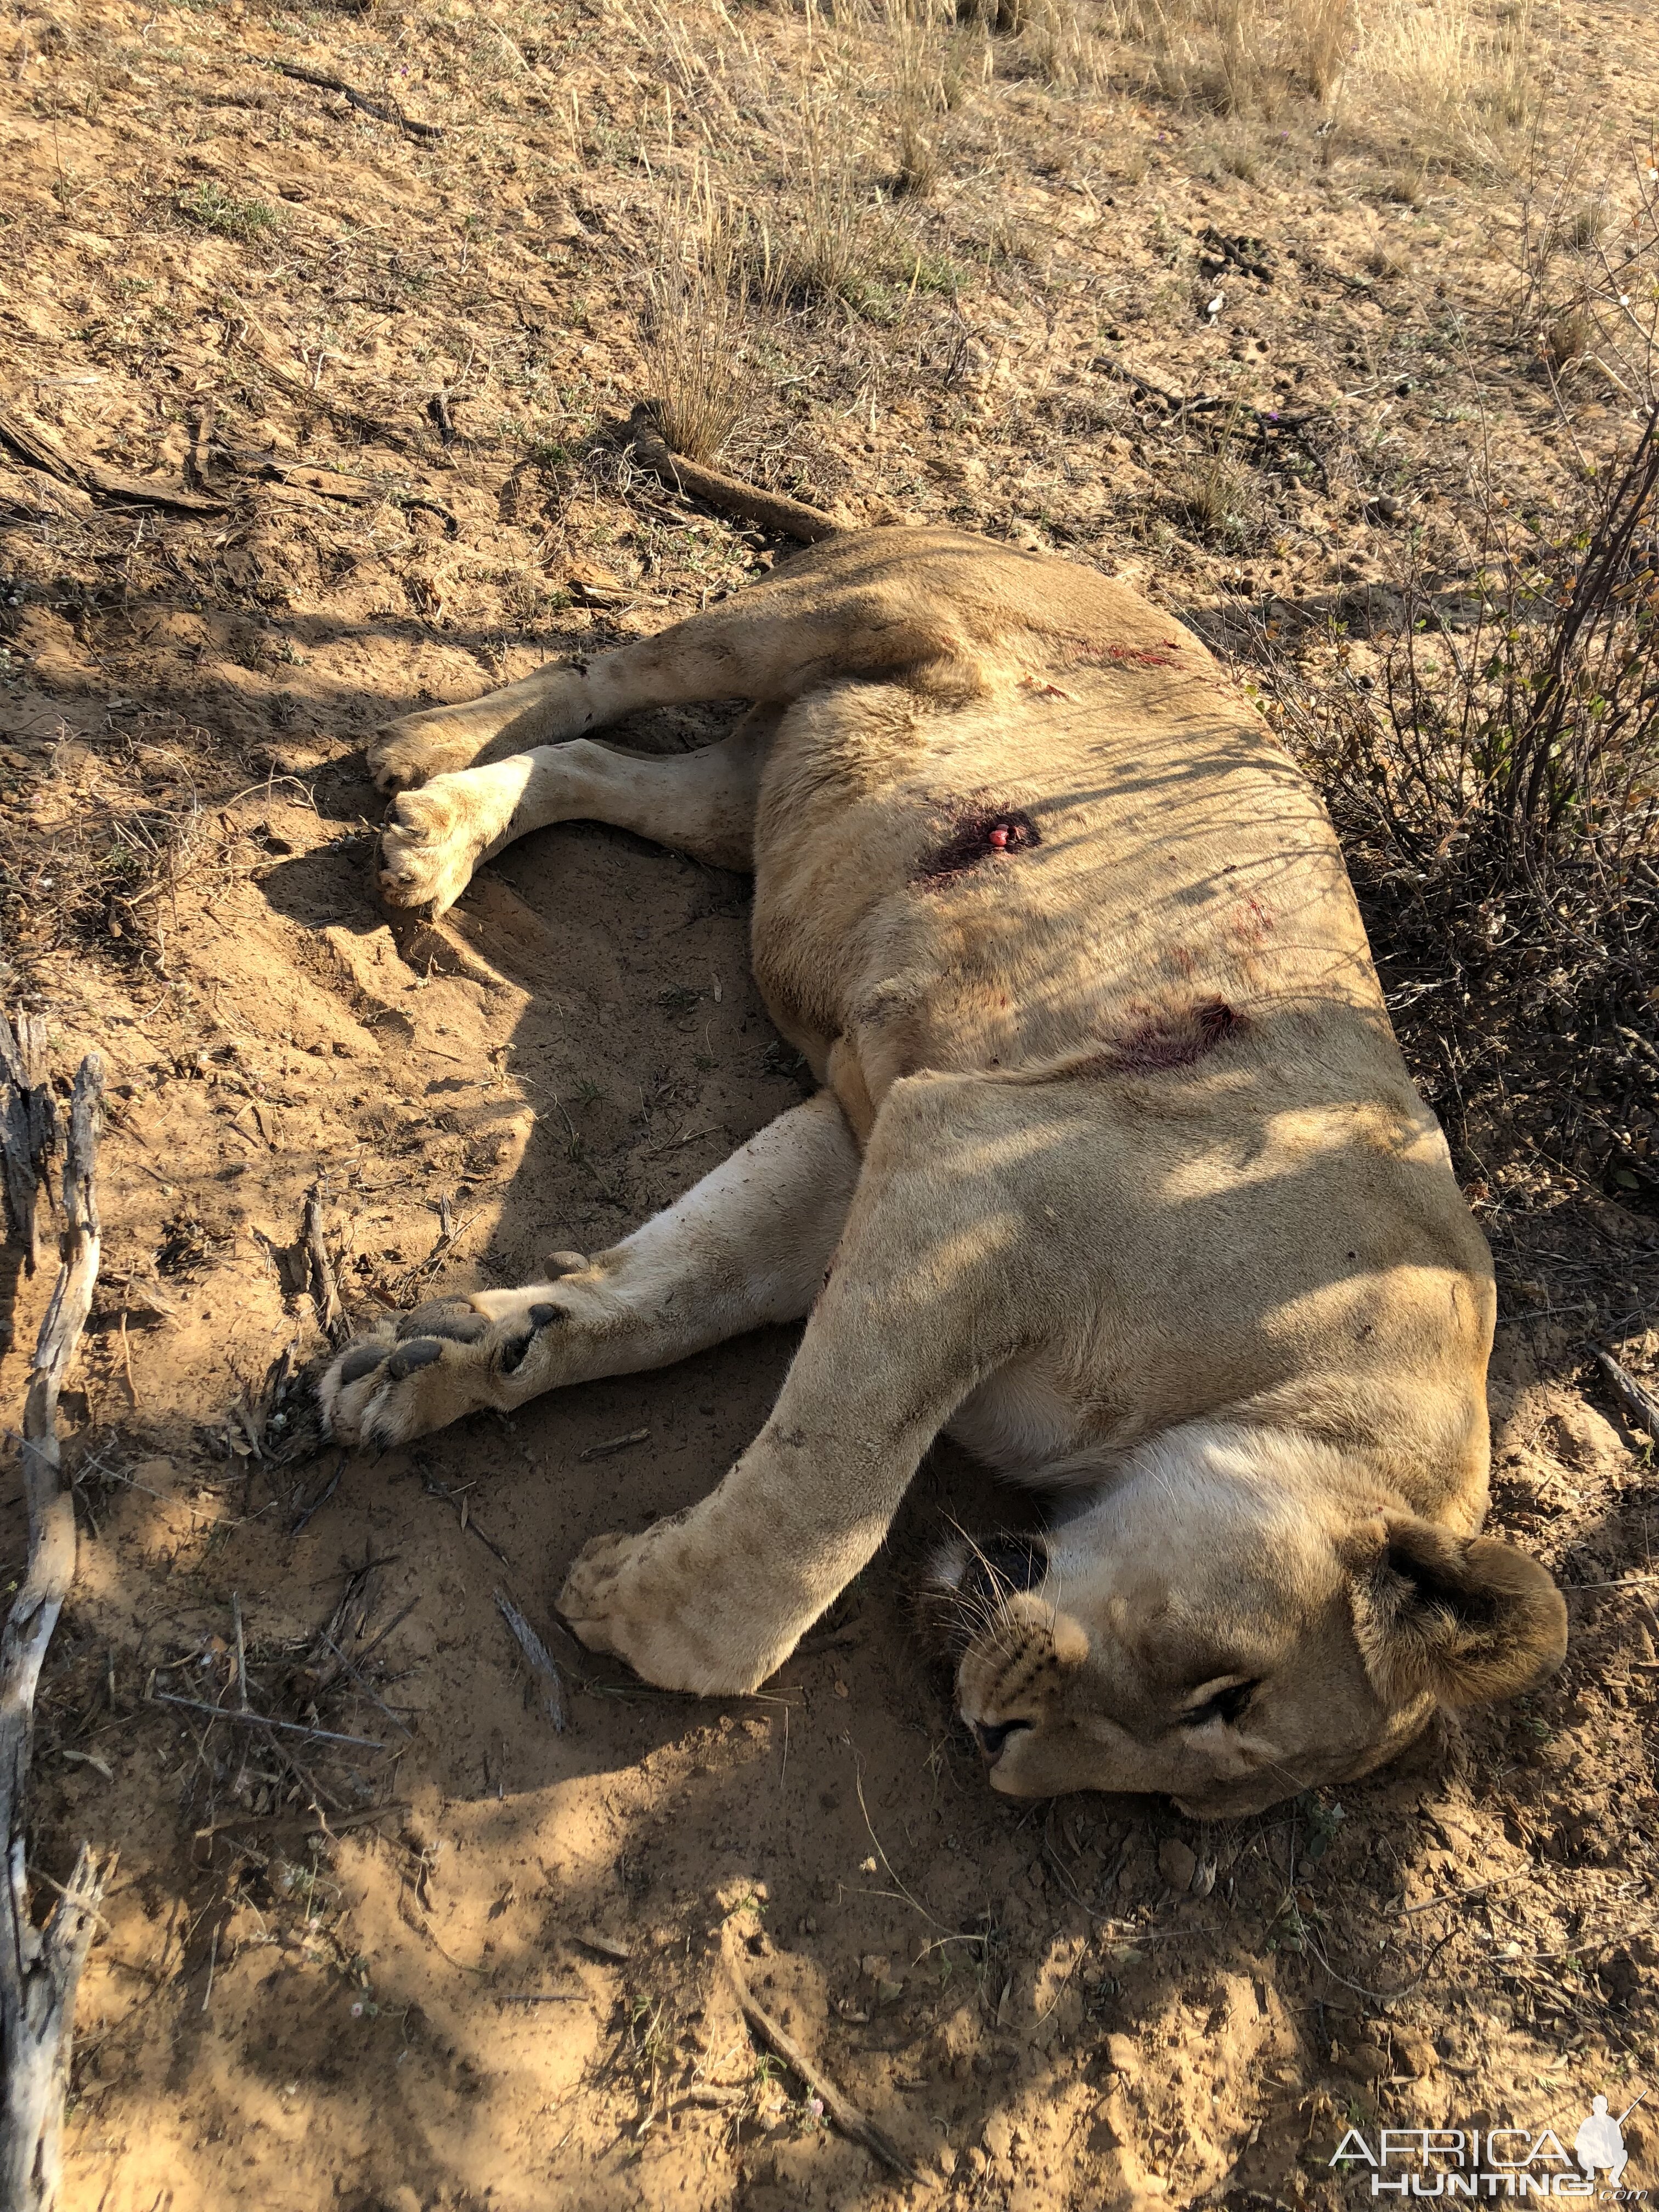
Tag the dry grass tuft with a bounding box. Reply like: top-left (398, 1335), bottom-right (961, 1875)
top-left (641, 182), bottom-right (753, 464)
top-left (1015, 0), bottom-right (1112, 91)
top-left (1168, 416), bottom-right (1263, 545)
top-left (1106, 0), bottom-right (1544, 163)
top-left (1283, 0), bottom-right (1353, 99)
top-left (1362, 0), bottom-right (1545, 173)
top-left (890, 2), bottom-right (945, 196)
top-left (1540, 300), bottom-right (1591, 372)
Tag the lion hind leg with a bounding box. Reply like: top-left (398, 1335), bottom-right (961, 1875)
top-left (319, 1091), bottom-right (860, 1450)
top-left (366, 577), bottom-right (839, 795)
top-left (365, 535), bottom-right (980, 794)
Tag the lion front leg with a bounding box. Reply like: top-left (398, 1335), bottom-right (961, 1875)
top-left (557, 1078), bottom-right (1034, 1692)
top-left (319, 1093), bottom-right (860, 1449)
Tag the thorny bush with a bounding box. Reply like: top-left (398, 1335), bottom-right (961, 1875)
top-left (1263, 409), bottom-right (1659, 1194)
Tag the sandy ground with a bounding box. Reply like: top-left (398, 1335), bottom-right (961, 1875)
top-left (2, 0), bottom-right (1657, 2207)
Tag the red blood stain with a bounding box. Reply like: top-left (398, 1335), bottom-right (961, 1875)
top-left (1083, 995), bottom-right (1244, 1076)
top-left (1065, 638), bottom-right (1184, 670)
top-left (916, 805), bottom-right (1042, 882)
top-left (1229, 895), bottom-right (1275, 944)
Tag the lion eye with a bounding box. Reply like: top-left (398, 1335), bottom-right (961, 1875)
top-left (1180, 1678), bottom-right (1260, 1729)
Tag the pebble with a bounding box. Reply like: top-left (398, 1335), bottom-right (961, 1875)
top-left (1158, 1836), bottom-right (1198, 1891)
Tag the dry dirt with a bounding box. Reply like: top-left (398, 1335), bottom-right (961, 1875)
top-left (2, 1), bottom-right (1658, 2208)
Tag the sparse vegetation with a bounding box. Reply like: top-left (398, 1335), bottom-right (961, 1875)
top-left (176, 179), bottom-right (279, 242)
top-left (642, 180), bottom-right (753, 464)
top-left (1265, 412), bottom-right (1659, 1178)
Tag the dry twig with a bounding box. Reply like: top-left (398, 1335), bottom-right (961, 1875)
top-left (725, 1957), bottom-right (931, 2187)
top-left (1, 1053), bottom-right (111, 2212)
top-left (273, 61), bottom-right (444, 142)
top-left (303, 1186), bottom-right (346, 1345)
top-left (147, 1693), bottom-right (385, 1752)
top-left (494, 1590), bottom-right (567, 1731)
top-left (0, 403), bottom-right (225, 514)
top-left (627, 403), bottom-right (840, 544)
top-left (1593, 1347), bottom-right (1659, 1443)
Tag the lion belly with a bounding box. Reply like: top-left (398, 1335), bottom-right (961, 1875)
top-left (751, 658), bottom-right (1389, 1136)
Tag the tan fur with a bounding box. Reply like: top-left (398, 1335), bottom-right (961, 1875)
top-left (321, 527), bottom-right (1566, 1815)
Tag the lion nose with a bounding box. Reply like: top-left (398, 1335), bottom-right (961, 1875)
top-left (973, 1719), bottom-right (1024, 1761)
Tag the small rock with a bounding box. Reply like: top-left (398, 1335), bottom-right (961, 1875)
top-left (1092, 2092), bottom-right (1128, 2145)
top-left (1158, 1836), bottom-right (1198, 1891)
top-left (860, 1953), bottom-right (891, 1980)
top-left (1104, 2032), bottom-right (1138, 2074)
top-left (1394, 2027), bottom-right (1438, 2079)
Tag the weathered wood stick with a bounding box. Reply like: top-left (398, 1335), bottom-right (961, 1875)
top-left (273, 60), bottom-right (444, 141)
top-left (494, 1590), bottom-right (567, 1732)
top-left (0, 1012), bottom-right (55, 1276)
top-left (0, 405), bottom-right (226, 515)
top-left (303, 1187), bottom-right (346, 1345)
top-left (1594, 1347), bottom-right (1659, 1443)
top-left (626, 403), bottom-right (842, 545)
top-left (1, 1053), bottom-right (109, 2212)
top-left (725, 1960), bottom-right (932, 2188)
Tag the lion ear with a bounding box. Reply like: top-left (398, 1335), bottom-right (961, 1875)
top-left (1345, 1515), bottom-right (1567, 1709)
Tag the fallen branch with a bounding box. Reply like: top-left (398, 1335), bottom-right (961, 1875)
top-left (303, 1186), bottom-right (346, 1345)
top-left (725, 1959), bottom-right (932, 2188)
top-left (494, 1590), bottom-right (567, 1731)
top-left (273, 61), bottom-right (444, 142)
top-left (0, 1012), bottom-right (54, 1275)
top-left (0, 404), bottom-right (225, 515)
top-left (626, 404), bottom-right (842, 545)
top-left (147, 1694), bottom-right (385, 1752)
top-left (1, 1053), bottom-right (111, 2212)
top-left (1593, 1347), bottom-right (1659, 1443)
top-left (578, 1426), bottom-right (650, 1463)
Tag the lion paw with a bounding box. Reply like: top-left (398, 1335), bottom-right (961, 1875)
top-left (366, 712), bottom-right (485, 795)
top-left (556, 1530), bottom-right (642, 1656)
top-left (319, 1294), bottom-right (567, 1447)
top-left (378, 781), bottom-right (492, 915)
top-left (556, 1521), bottom-right (780, 1695)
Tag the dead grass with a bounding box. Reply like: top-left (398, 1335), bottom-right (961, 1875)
top-left (1513, 141), bottom-right (1659, 409)
top-left (1168, 412), bottom-right (1265, 545)
top-left (641, 180), bottom-right (753, 465)
top-left (1360, 0), bottom-right (1547, 173)
top-left (890, 2), bottom-right (946, 196)
top-left (1099, 0), bottom-right (1548, 167)
top-left (1265, 411), bottom-right (1659, 1176)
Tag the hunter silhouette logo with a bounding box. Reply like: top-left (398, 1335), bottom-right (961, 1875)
top-left (1576, 2097), bottom-right (1637, 2190)
top-left (1331, 2092), bottom-right (1647, 2197)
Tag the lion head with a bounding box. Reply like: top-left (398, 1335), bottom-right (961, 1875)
top-left (928, 1423), bottom-right (1566, 1819)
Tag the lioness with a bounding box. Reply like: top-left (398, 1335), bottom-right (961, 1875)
top-left (320, 526), bottom-right (1566, 1818)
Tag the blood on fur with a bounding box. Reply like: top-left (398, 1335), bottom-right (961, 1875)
top-left (1084, 995), bottom-right (1244, 1075)
top-left (916, 805), bottom-right (1042, 882)
top-left (1064, 637), bottom-right (1184, 670)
